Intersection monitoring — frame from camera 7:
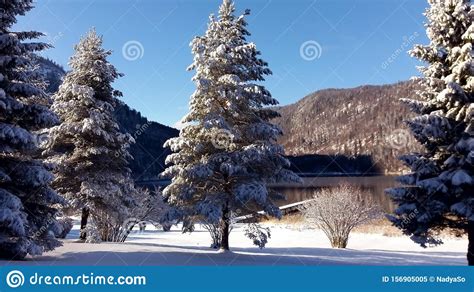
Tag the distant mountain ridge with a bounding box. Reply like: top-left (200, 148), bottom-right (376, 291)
top-left (274, 81), bottom-right (421, 173)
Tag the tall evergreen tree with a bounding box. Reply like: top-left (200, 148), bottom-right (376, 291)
top-left (386, 0), bottom-right (474, 265)
top-left (0, 0), bottom-right (64, 259)
top-left (45, 29), bottom-right (136, 242)
top-left (163, 0), bottom-right (300, 251)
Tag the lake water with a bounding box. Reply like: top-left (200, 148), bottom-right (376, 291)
top-left (272, 176), bottom-right (399, 212)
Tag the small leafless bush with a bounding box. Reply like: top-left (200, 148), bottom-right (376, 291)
top-left (119, 187), bottom-right (173, 241)
top-left (299, 184), bottom-right (381, 248)
top-left (202, 210), bottom-right (239, 249)
top-left (202, 221), bottom-right (224, 249)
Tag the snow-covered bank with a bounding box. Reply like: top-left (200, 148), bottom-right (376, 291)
top-left (0, 224), bottom-right (467, 266)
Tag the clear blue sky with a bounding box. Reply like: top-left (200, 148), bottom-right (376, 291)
top-left (17, 0), bottom-right (429, 127)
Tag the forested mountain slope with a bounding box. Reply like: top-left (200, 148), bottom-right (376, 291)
top-left (274, 81), bottom-right (421, 173)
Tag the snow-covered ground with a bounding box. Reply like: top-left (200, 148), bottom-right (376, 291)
top-left (0, 223), bottom-right (468, 266)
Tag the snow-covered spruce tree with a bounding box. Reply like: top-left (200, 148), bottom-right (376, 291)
top-left (45, 29), bottom-right (137, 242)
top-left (163, 0), bottom-right (300, 251)
top-left (0, 0), bottom-right (64, 259)
top-left (386, 0), bottom-right (474, 265)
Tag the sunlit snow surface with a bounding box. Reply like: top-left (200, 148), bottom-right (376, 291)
top-left (1, 222), bottom-right (467, 266)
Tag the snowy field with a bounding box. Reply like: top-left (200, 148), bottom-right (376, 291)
top-left (0, 223), bottom-right (468, 266)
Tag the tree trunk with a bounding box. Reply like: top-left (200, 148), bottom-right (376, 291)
top-left (468, 220), bottom-right (474, 266)
top-left (162, 223), bottom-right (171, 232)
top-left (220, 204), bottom-right (230, 251)
top-left (139, 222), bottom-right (146, 231)
top-left (79, 207), bottom-right (90, 240)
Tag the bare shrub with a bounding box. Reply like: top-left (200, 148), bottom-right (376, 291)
top-left (299, 184), bottom-right (381, 248)
top-left (83, 186), bottom-right (171, 243)
top-left (202, 221), bottom-right (235, 249)
top-left (202, 222), bottom-right (224, 249)
top-left (202, 210), bottom-right (239, 249)
top-left (119, 187), bottom-right (172, 241)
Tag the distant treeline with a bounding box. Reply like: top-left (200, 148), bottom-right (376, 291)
top-left (287, 154), bottom-right (382, 176)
